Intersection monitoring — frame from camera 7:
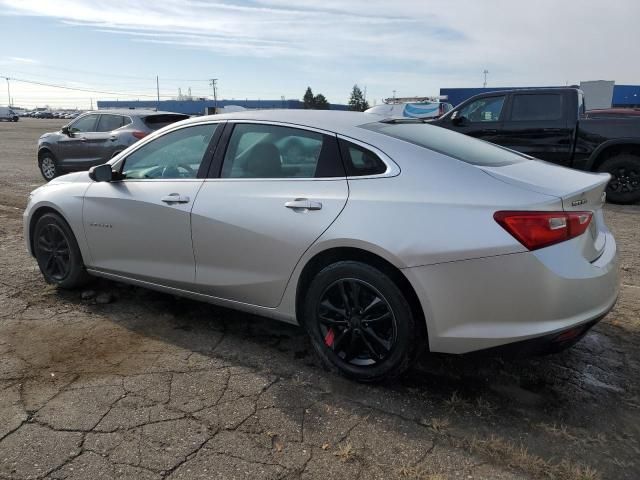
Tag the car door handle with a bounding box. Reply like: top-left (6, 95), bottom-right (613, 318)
top-left (109, 135), bottom-right (117, 141)
top-left (161, 193), bottom-right (190, 204)
top-left (285, 199), bottom-right (322, 210)
top-left (543, 128), bottom-right (562, 132)
top-left (482, 129), bottom-right (498, 134)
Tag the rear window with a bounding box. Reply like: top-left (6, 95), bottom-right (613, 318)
top-left (143, 114), bottom-right (190, 130)
top-left (360, 122), bottom-right (528, 167)
top-left (510, 94), bottom-right (563, 121)
top-left (338, 139), bottom-right (387, 176)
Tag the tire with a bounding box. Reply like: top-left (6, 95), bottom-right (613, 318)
top-left (32, 213), bottom-right (91, 289)
top-left (39, 152), bottom-right (59, 181)
top-left (598, 154), bottom-right (640, 204)
top-left (301, 261), bottom-right (421, 382)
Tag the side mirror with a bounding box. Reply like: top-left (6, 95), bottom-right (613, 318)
top-left (61, 126), bottom-right (72, 136)
top-left (451, 112), bottom-right (467, 126)
top-left (88, 164), bottom-right (114, 182)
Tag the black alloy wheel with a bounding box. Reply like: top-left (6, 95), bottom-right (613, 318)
top-left (303, 261), bottom-right (421, 382)
top-left (599, 154), bottom-right (640, 204)
top-left (33, 213), bottom-right (91, 289)
top-left (318, 278), bottom-right (397, 366)
top-left (36, 223), bottom-right (71, 281)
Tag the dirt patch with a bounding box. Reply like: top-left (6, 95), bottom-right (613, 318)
top-left (1, 119), bottom-right (639, 479)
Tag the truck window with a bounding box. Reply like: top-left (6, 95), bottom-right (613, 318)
top-left (510, 94), bottom-right (563, 121)
top-left (458, 96), bottom-right (505, 122)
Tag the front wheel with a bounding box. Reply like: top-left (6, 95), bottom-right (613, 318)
top-left (39, 153), bottom-right (59, 181)
top-left (33, 213), bottom-right (91, 289)
top-left (302, 261), bottom-right (421, 382)
top-left (598, 154), bottom-right (640, 204)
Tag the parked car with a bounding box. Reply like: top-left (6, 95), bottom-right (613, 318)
top-left (430, 88), bottom-right (640, 204)
top-left (365, 99), bottom-right (453, 119)
top-left (24, 110), bottom-right (618, 381)
top-left (36, 109), bottom-right (190, 180)
top-left (35, 111), bottom-right (54, 119)
top-left (585, 108), bottom-right (640, 118)
top-left (0, 106), bottom-right (19, 122)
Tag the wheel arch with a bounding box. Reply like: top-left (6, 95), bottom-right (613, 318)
top-left (587, 140), bottom-right (640, 171)
top-left (28, 205), bottom-right (77, 258)
top-left (37, 146), bottom-right (56, 160)
top-left (294, 246), bottom-right (428, 345)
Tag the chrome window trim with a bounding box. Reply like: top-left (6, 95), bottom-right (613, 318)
top-left (219, 120), bottom-right (399, 181)
top-left (336, 134), bottom-right (400, 179)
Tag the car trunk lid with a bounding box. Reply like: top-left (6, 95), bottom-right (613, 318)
top-left (480, 160), bottom-right (610, 262)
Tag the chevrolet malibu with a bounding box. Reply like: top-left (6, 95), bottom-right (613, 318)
top-left (24, 110), bottom-right (619, 381)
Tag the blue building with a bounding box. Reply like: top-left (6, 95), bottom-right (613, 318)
top-left (96, 98), bottom-right (349, 115)
top-left (440, 85), bottom-right (640, 108)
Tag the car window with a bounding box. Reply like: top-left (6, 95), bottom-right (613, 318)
top-left (122, 124), bottom-right (218, 179)
top-left (510, 94), bottom-right (563, 121)
top-left (221, 124), bottom-right (325, 179)
top-left (338, 140), bottom-right (387, 176)
top-left (96, 114), bottom-right (127, 132)
top-left (69, 114), bottom-right (99, 133)
top-left (459, 96), bottom-right (505, 122)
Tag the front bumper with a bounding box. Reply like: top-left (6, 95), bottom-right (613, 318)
top-left (403, 232), bottom-right (619, 354)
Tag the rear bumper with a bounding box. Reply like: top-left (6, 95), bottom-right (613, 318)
top-left (403, 232), bottom-right (619, 354)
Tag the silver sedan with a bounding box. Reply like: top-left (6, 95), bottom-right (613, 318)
top-left (23, 110), bottom-right (619, 381)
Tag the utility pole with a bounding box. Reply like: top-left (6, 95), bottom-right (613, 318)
top-left (4, 77), bottom-right (10, 107)
top-left (392, 90), bottom-right (396, 101)
top-left (209, 78), bottom-right (218, 112)
top-left (156, 75), bottom-right (160, 109)
top-left (483, 69), bottom-right (489, 88)
top-left (90, 98), bottom-right (93, 110)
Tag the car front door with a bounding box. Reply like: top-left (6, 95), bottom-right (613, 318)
top-left (82, 122), bottom-right (222, 287)
top-left (191, 122), bottom-right (349, 307)
top-left (57, 114), bottom-right (99, 167)
top-left (437, 94), bottom-right (506, 144)
top-left (82, 114), bottom-right (128, 164)
top-left (499, 92), bottom-right (572, 164)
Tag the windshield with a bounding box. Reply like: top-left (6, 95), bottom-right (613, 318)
top-left (359, 122), bottom-right (528, 167)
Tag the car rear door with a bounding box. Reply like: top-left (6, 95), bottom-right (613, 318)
top-left (499, 92), bottom-right (573, 165)
top-left (82, 122), bottom-right (222, 287)
top-left (190, 121), bottom-right (348, 308)
top-left (82, 114), bottom-right (128, 164)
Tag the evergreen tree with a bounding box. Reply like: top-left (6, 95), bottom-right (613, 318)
top-left (313, 94), bottom-right (330, 110)
top-left (303, 87), bottom-right (315, 109)
top-left (348, 84), bottom-right (369, 112)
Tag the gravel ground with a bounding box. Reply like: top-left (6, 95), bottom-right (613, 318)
top-left (0, 118), bottom-right (639, 480)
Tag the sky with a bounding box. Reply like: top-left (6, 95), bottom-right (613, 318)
top-left (0, 0), bottom-right (638, 109)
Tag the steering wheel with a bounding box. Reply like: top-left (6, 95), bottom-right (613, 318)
top-left (160, 163), bottom-right (196, 178)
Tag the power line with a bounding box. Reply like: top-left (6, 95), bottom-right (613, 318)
top-left (3, 75), bottom-right (173, 98)
top-left (5, 61), bottom-right (211, 83)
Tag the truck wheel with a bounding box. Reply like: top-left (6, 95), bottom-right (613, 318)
top-left (598, 154), bottom-right (640, 204)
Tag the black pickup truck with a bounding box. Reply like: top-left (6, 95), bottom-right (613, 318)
top-left (431, 88), bottom-right (640, 204)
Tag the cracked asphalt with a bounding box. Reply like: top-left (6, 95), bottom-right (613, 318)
top-left (1, 119), bottom-right (639, 480)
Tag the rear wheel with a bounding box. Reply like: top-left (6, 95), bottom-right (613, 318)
top-left (302, 261), bottom-right (420, 382)
top-left (33, 213), bottom-right (91, 289)
top-left (598, 154), bottom-right (640, 204)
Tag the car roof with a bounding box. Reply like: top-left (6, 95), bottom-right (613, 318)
top-left (85, 109), bottom-right (187, 117)
top-left (180, 109), bottom-right (380, 134)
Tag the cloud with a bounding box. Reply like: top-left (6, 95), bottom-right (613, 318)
top-left (1, 0), bottom-right (638, 105)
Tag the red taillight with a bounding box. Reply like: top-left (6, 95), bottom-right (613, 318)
top-left (132, 131), bottom-right (148, 140)
top-left (494, 211), bottom-right (592, 251)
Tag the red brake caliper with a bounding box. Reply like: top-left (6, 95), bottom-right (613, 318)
top-left (324, 328), bottom-right (335, 347)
